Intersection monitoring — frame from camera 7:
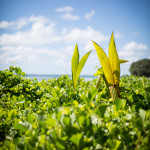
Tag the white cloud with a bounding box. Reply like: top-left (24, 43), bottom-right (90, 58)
top-left (0, 21), bottom-right (14, 29)
top-left (119, 41), bottom-right (148, 60)
top-left (0, 15), bottom-right (123, 74)
top-left (84, 42), bottom-right (94, 52)
top-left (28, 15), bottom-right (50, 24)
top-left (118, 41), bottom-right (149, 75)
top-left (0, 18), bottom-right (61, 46)
top-left (0, 16), bottom-right (115, 47)
top-left (0, 18), bottom-right (28, 29)
top-left (63, 26), bottom-right (109, 44)
top-left (123, 41), bottom-right (148, 50)
top-left (55, 6), bottom-right (74, 12)
top-left (61, 28), bottom-right (68, 34)
top-left (61, 13), bottom-right (80, 21)
top-left (119, 50), bottom-right (135, 58)
top-left (0, 44), bottom-right (69, 67)
top-left (55, 6), bottom-right (79, 21)
top-left (0, 15), bottom-right (51, 30)
top-left (0, 48), bottom-right (35, 64)
top-left (84, 10), bottom-right (95, 20)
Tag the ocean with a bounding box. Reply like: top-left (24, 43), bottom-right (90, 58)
top-left (25, 74), bottom-right (96, 81)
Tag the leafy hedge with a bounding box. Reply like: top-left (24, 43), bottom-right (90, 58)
top-left (0, 67), bottom-right (150, 150)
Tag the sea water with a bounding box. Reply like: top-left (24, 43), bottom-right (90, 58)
top-left (25, 74), bottom-right (96, 81)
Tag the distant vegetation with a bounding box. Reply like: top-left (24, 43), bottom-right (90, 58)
top-left (130, 59), bottom-right (150, 77)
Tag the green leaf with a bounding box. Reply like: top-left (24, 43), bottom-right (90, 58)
top-left (96, 104), bottom-right (108, 118)
top-left (39, 134), bottom-right (45, 145)
top-left (46, 118), bottom-right (56, 128)
top-left (135, 118), bottom-right (143, 130)
top-left (113, 98), bottom-right (123, 111)
top-left (71, 44), bottom-right (79, 91)
top-left (73, 100), bottom-right (78, 108)
top-left (75, 50), bottom-right (92, 84)
top-left (0, 110), bottom-right (6, 118)
top-left (14, 123), bottom-right (27, 132)
top-left (17, 143), bottom-right (25, 150)
top-left (92, 41), bottom-right (114, 86)
top-left (88, 87), bottom-right (97, 99)
top-left (96, 75), bottom-right (102, 88)
top-left (26, 114), bottom-right (35, 124)
top-left (108, 32), bottom-right (120, 85)
top-left (94, 68), bottom-right (104, 88)
top-left (56, 141), bottom-right (65, 149)
top-left (78, 115), bottom-right (85, 127)
top-left (94, 67), bottom-right (104, 76)
top-left (63, 116), bottom-right (71, 126)
top-left (119, 59), bottom-right (128, 64)
top-left (144, 87), bottom-right (150, 92)
top-left (70, 133), bottom-right (83, 146)
top-left (71, 44), bottom-right (92, 91)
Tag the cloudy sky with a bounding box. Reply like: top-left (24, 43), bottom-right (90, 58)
top-left (0, 0), bottom-right (150, 75)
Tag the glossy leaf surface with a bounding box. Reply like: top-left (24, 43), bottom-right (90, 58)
top-left (75, 50), bottom-right (92, 84)
top-left (71, 44), bottom-right (79, 90)
top-left (71, 45), bottom-right (92, 91)
top-left (108, 32), bottom-right (120, 85)
top-left (92, 41), bottom-right (114, 86)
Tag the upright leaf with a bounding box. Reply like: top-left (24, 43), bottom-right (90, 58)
top-left (96, 75), bottom-right (102, 89)
top-left (71, 44), bottom-right (79, 90)
top-left (108, 32), bottom-right (120, 85)
top-left (92, 41), bottom-right (114, 86)
top-left (94, 68), bottom-right (104, 88)
top-left (75, 50), bottom-right (92, 84)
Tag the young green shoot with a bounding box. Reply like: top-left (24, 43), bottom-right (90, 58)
top-left (92, 32), bottom-right (128, 100)
top-left (71, 44), bottom-right (92, 91)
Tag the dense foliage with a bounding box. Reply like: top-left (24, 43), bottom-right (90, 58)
top-left (0, 67), bottom-right (150, 150)
top-left (130, 59), bottom-right (150, 77)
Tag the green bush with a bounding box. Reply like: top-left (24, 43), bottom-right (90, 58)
top-left (0, 66), bottom-right (150, 149)
top-left (129, 59), bottom-right (150, 77)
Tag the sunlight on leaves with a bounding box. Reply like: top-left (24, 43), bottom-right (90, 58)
top-left (92, 32), bottom-right (128, 100)
top-left (71, 44), bottom-right (92, 91)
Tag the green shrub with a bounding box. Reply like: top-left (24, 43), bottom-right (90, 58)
top-left (0, 67), bottom-right (150, 149)
top-left (130, 59), bottom-right (150, 77)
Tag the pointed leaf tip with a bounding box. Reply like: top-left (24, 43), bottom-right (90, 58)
top-left (109, 32), bottom-right (120, 85)
top-left (119, 59), bottom-right (128, 64)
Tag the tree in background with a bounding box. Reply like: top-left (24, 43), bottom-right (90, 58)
top-left (129, 59), bottom-right (150, 77)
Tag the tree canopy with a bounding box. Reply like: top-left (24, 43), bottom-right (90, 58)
top-left (130, 59), bottom-right (150, 77)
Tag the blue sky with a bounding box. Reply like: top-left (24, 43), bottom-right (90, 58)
top-left (0, 0), bottom-right (150, 75)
